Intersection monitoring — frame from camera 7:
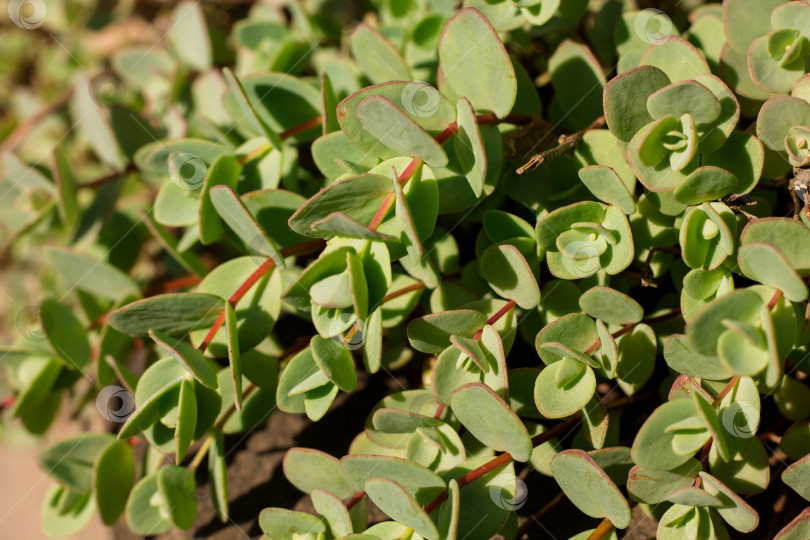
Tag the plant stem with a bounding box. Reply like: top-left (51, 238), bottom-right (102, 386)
top-left (345, 491), bottom-right (365, 510)
top-left (279, 116), bottom-right (323, 140)
top-left (473, 299), bottom-right (516, 339)
top-left (516, 116), bottom-right (606, 174)
top-left (422, 391), bottom-right (653, 515)
top-left (188, 436), bottom-right (214, 472)
top-left (0, 89), bottom-right (73, 159)
top-left (79, 163), bottom-right (139, 189)
top-left (585, 307), bottom-right (682, 355)
top-left (711, 375), bottom-right (740, 407)
top-left (585, 518), bottom-right (615, 540)
top-left (198, 239), bottom-right (324, 353)
top-left (383, 281), bottom-right (426, 302)
top-left (366, 112), bottom-right (529, 231)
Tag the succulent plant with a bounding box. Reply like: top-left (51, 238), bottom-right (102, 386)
top-left (2, 0), bottom-right (810, 539)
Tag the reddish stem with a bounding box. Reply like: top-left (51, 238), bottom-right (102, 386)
top-left (585, 519), bottom-right (616, 540)
top-left (279, 116), bottom-right (323, 140)
top-left (383, 281), bottom-right (426, 303)
top-left (144, 274), bottom-right (202, 296)
top-left (422, 392), bottom-right (653, 514)
top-left (198, 240), bottom-right (325, 353)
top-left (585, 307), bottom-right (682, 355)
top-left (345, 491), bottom-right (365, 511)
top-left (711, 375), bottom-right (740, 407)
top-left (473, 299), bottom-right (516, 339)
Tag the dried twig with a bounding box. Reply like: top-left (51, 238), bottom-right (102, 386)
top-left (517, 116), bottom-right (606, 174)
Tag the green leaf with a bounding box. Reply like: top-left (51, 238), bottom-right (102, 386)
top-left (578, 286), bottom-right (643, 325)
top-left (51, 148), bottom-right (79, 228)
top-left (442, 456), bottom-right (516, 538)
top-left (741, 218), bottom-right (810, 275)
top-left (604, 65), bottom-right (671, 142)
top-left (45, 248), bottom-right (139, 302)
top-left (311, 335), bottom-right (357, 392)
top-left (93, 439), bottom-right (134, 525)
top-left (534, 360), bottom-right (596, 418)
top-left (632, 398), bottom-right (706, 470)
top-left (454, 97), bottom-right (487, 197)
top-left (210, 185), bottom-right (283, 266)
top-left (757, 97), bottom-right (810, 178)
top-left (41, 485), bottom-right (96, 538)
top-left (687, 289), bottom-right (763, 357)
top-left (739, 243), bottom-right (808, 302)
top-left (350, 24), bottom-right (411, 84)
top-left (341, 455), bottom-right (446, 505)
top-left (39, 434), bottom-right (115, 493)
top-left (437, 478), bottom-right (460, 540)
top-left (451, 383), bottom-right (532, 462)
top-left (108, 293), bottom-right (223, 337)
top-left (550, 449), bottom-right (631, 528)
top-left (157, 465), bottom-right (197, 530)
top-left (356, 96), bottom-right (448, 168)
top-left (199, 155), bottom-right (241, 244)
top-left (627, 460), bottom-right (702, 504)
top-left (647, 80), bottom-right (721, 124)
top-left (209, 430), bottom-right (228, 522)
top-left (289, 174), bottom-right (392, 239)
top-left (577, 166), bottom-right (636, 214)
top-left (775, 508), bottom-right (810, 539)
top-left (365, 478), bottom-right (439, 539)
top-left (149, 329), bottom-right (219, 389)
top-left (311, 489), bottom-right (353, 537)
top-left (479, 244), bottom-right (540, 309)
top-left (70, 75), bottom-right (125, 170)
top-left (125, 474), bottom-right (172, 535)
top-left (169, 1), bottom-right (211, 71)
top-left (174, 379), bottom-right (197, 463)
top-left (438, 8), bottom-right (517, 118)
top-left (223, 301), bottom-right (243, 411)
top-left (259, 508), bottom-right (327, 538)
top-left (222, 68), bottom-right (282, 149)
top-left (548, 40), bottom-right (606, 131)
top-left (40, 299), bottom-right (91, 371)
top-left (673, 166), bottom-right (737, 205)
top-left (699, 472), bottom-right (759, 532)
top-left (640, 36), bottom-right (711, 82)
top-left (337, 82), bottom-right (455, 159)
top-left (283, 448), bottom-right (358, 498)
top-left (407, 309), bottom-right (487, 354)
top-left (702, 131), bottom-right (763, 194)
